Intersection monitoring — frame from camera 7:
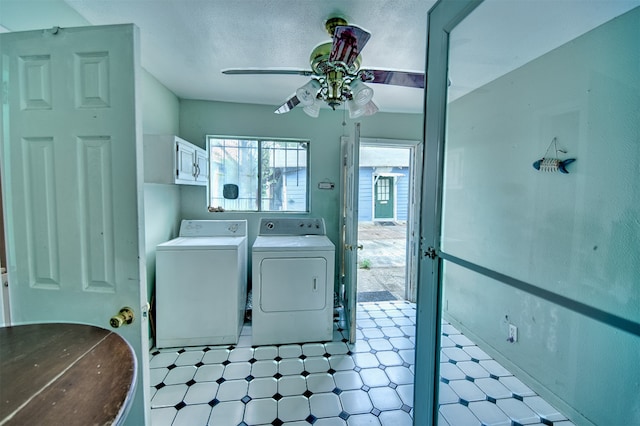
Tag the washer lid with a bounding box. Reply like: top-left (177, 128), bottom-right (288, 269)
top-left (157, 236), bottom-right (246, 250)
top-left (252, 235), bottom-right (334, 252)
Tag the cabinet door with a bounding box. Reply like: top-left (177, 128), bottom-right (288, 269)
top-left (194, 148), bottom-right (209, 185)
top-left (175, 141), bottom-right (196, 183)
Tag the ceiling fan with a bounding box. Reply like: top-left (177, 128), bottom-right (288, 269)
top-left (222, 16), bottom-right (425, 118)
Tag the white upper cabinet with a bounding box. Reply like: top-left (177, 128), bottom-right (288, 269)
top-left (144, 135), bottom-right (208, 186)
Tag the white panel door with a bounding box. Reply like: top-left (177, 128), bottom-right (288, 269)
top-left (0, 25), bottom-right (150, 425)
top-left (342, 123), bottom-right (361, 343)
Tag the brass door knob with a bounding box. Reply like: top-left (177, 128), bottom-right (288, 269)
top-left (110, 307), bottom-right (135, 328)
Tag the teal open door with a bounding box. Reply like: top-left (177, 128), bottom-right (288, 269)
top-left (413, 1), bottom-right (483, 425)
top-left (416, 1), bottom-right (640, 425)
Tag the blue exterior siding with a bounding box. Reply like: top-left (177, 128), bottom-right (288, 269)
top-left (281, 168), bottom-right (307, 211)
top-left (358, 168), bottom-right (374, 221)
top-left (395, 167), bottom-right (409, 220)
top-left (358, 167), bottom-right (409, 221)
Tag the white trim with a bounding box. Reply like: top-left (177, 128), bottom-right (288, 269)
top-left (357, 139), bottom-right (422, 304)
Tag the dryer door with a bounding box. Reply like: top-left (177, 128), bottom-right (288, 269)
top-left (260, 257), bottom-right (327, 312)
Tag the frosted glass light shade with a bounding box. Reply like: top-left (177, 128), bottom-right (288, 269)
top-left (348, 99), bottom-right (378, 119)
top-left (303, 99), bottom-right (321, 117)
top-left (349, 79), bottom-right (374, 106)
top-left (347, 99), bottom-right (365, 118)
top-left (296, 79), bottom-right (321, 106)
top-left (362, 100), bottom-right (378, 116)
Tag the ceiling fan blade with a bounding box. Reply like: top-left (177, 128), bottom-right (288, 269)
top-left (222, 68), bottom-right (313, 76)
top-left (329, 25), bottom-right (371, 68)
top-left (359, 69), bottom-right (425, 89)
top-left (274, 94), bottom-right (301, 114)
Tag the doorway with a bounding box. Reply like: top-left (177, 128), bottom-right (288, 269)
top-left (356, 141), bottom-right (421, 304)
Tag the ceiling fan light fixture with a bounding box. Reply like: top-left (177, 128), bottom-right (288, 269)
top-left (224, 17), bottom-right (425, 118)
top-left (349, 79), bottom-right (374, 106)
top-left (296, 79), bottom-right (321, 106)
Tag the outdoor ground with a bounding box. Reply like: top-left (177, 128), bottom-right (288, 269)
top-left (357, 222), bottom-right (407, 301)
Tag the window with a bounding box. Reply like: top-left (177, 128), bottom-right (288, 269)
top-left (207, 136), bottom-right (309, 212)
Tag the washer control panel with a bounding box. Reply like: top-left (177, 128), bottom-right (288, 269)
top-left (258, 218), bottom-right (326, 236)
top-left (179, 220), bottom-right (247, 237)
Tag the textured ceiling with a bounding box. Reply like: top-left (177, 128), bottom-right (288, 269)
top-left (1, 0), bottom-right (637, 114)
top-left (65, 0), bottom-right (434, 113)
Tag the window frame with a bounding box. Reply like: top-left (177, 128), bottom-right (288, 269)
top-left (206, 135), bottom-right (310, 213)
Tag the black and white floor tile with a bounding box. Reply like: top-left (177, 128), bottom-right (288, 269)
top-left (149, 301), bottom-right (574, 426)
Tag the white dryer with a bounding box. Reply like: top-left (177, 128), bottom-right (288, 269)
top-left (155, 220), bottom-right (247, 348)
top-left (252, 218), bottom-right (335, 346)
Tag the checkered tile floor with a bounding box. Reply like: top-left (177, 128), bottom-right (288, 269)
top-left (149, 301), bottom-right (574, 425)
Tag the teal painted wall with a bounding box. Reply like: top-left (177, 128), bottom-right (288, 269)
top-left (442, 8), bottom-right (640, 424)
top-left (0, 0), bottom-right (90, 31)
top-left (141, 70), bottom-right (181, 320)
top-left (178, 99), bottom-right (423, 286)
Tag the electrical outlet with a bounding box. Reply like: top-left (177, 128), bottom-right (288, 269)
top-left (508, 324), bottom-right (518, 343)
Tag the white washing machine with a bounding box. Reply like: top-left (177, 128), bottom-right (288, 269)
top-left (155, 220), bottom-right (247, 348)
top-left (252, 218), bottom-right (335, 346)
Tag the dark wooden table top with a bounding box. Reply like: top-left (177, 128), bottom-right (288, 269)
top-left (0, 323), bottom-right (136, 426)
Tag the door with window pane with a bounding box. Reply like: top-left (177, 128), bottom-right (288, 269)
top-left (374, 176), bottom-right (394, 220)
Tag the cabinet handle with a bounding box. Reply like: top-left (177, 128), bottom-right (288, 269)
top-left (313, 277), bottom-right (317, 291)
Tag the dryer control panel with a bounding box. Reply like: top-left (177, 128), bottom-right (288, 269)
top-left (258, 218), bottom-right (326, 236)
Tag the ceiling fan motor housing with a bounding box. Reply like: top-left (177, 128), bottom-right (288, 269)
top-left (324, 16), bottom-right (348, 36)
top-left (310, 42), bottom-right (361, 75)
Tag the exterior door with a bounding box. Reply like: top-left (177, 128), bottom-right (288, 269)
top-left (0, 25), bottom-right (150, 425)
top-left (406, 143), bottom-right (423, 303)
top-left (374, 176), bottom-right (394, 220)
top-left (340, 123), bottom-right (361, 343)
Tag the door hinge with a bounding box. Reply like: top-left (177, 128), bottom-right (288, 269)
top-left (424, 246), bottom-right (438, 259)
